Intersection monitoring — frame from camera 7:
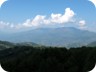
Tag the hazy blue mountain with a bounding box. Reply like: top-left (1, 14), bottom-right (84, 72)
top-left (0, 27), bottom-right (96, 47)
top-left (87, 41), bottom-right (96, 47)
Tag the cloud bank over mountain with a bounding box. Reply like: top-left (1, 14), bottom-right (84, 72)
top-left (0, 8), bottom-right (86, 31)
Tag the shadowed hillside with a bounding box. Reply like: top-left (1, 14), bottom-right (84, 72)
top-left (0, 40), bottom-right (40, 50)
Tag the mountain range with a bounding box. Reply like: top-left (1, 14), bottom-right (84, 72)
top-left (87, 41), bottom-right (96, 47)
top-left (0, 27), bottom-right (96, 47)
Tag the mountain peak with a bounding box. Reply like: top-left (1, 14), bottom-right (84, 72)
top-left (0, 27), bottom-right (96, 47)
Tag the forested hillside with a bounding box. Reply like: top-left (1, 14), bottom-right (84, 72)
top-left (0, 41), bottom-right (14, 50)
top-left (0, 40), bottom-right (40, 50)
top-left (0, 46), bottom-right (96, 72)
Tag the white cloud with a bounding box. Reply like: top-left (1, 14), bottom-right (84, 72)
top-left (0, 0), bottom-right (8, 8)
top-left (0, 8), bottom-right (87, 31)
top-left (22, 19), bottom-right (32, 27)
top-left (79, 20), bottom-right (86, 29)
top-left (79, 20), bottom-right (86, 26)
top-left (0, 21), bottom-right (10, 28)
top-left (22, 8), bottom-right (75, 28)
top-left (50, 8), bottom-right (74, 24)
top-left (32, 15), bottom-right (46, 26)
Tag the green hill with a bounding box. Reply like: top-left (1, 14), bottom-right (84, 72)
top-left (0, 41), bottom-right (14, 50)
top-left (0, 40), bottom-right (40, 50)
top-left (16, 42), bottom-right (40, 47)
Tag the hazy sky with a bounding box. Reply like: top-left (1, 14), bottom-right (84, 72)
top-left (0, 0), bottom-right (96, 32)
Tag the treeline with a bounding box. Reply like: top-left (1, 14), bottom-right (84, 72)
top-left (0, 46), bottom-right (96, 72)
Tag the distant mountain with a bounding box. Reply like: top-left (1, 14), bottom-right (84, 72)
top-left (87, 41), bottom-right (96, 47)
top-left (0, 27), bottom-right (96, 47)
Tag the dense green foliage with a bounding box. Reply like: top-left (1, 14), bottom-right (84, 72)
top-left (0, 46), bottom-right (96, 72)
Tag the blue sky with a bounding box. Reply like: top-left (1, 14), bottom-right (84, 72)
top-left (0, 0), bottom-right (96, 32)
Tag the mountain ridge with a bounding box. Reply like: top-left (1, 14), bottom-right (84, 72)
top-left (0, 27), bottom-right (96, 47)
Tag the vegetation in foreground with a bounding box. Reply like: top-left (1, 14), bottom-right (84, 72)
top-left (0, 46), bottom-right (96, 72)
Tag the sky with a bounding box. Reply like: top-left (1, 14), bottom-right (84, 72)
top-left (0, 0), bottom-right (96, 32)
